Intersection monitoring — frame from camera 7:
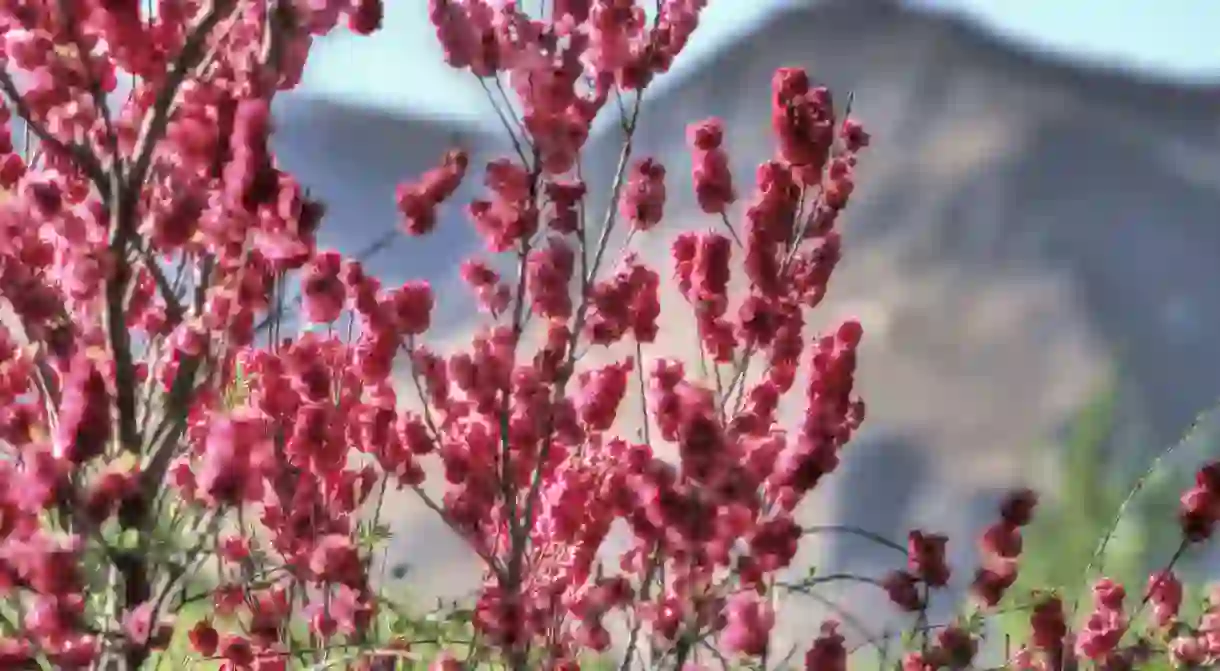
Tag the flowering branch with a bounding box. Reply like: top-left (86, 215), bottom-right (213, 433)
top-left (128, 0), bottom-right (238, 192)
top-left (7, 1), bottom-right (1212, 669)
top-left (0, 69), bottom-right (108, 188)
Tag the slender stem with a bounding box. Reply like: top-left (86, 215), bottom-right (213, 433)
top-left (718, 212), bottom-right (742, 248)
top-left (777, 573), bottom-right (887, 592)
top-left (398, 343), bottom-right (494, 576)
top-left (408, 482), bottom-right (503, 576)
top-left (494, 76), bottom-right (532, 147)
top-left (618, 345), bottom-right (656, 671)
top-left (517, 88), bottom-right (645, 583)
top-left (478, 76), bottom-right (531, 167)
top-left (1125, 540), bottom-right (1188, 631)
top-left (802, 524), bottom-right (909, 555)
top-left (618, 549), bottom-right (659, 671)
top-left (1073, 402), bottom-right (1219, 619)
top-left (253, 227), bottom-right (402, 335)
top-left (635, 341), bottom-right (652, 448)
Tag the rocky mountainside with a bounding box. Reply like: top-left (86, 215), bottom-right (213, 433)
top-left (272, 0), bottom-right (1220, 648)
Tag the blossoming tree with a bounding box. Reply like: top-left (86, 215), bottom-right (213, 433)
top-left (2, 0), bottom-right (1218, 669)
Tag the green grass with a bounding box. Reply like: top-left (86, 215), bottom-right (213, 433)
top-left (152, 579), bottom-right (622, 669)
top-left (150, 600), bottom-right (218, 670)
top-left (993, 381), bottom-right (1194, 652)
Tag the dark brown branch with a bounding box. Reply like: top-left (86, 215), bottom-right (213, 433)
top-left (109, 0), bottom-right (235, 462)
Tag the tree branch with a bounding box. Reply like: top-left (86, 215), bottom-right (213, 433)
top-left (108, 0), bottom-right (236, 463)
top-left (0, 69), bottom-right (108, 191)
top-left (102, 9), bottom-right (235, 667)
top-left (128, 0), bottom-right (238, 193)
top-left (56, 0), bottom-right (121, 170)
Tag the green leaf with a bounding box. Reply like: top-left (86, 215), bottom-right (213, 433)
top-left (116, 528), bottom-right (141, 551)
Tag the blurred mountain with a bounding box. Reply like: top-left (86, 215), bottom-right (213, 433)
top-left (272, 0), bottom-right (1220, 649)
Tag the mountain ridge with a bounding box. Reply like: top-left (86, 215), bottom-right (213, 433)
top-left (290, 0), bottom-right (1220, 133)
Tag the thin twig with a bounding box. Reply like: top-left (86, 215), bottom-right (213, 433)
top-left (1073, 400), bottom-right (1220, 618)
top-left (253, 227), bottom-right (401, 335)
top-left (718, 212), bottom-right (742, 248)
top-left (802, 524), bottom-right (909, 555)
top-left (619, 550), bottom-right (660, 671)
top-left (478, 76), bottom-right (531, 167)
top-left (410, 483), bottom-right (504, 576)
top-left (777, 573), bottom-right (887, 593)
top-left (517, 86), bottom-right (646, 580)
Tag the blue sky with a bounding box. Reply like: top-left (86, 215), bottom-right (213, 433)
top-left (913, 0), bottom-right (1220, 79)
top-left (301, 0), bottom-right (1220, 123)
